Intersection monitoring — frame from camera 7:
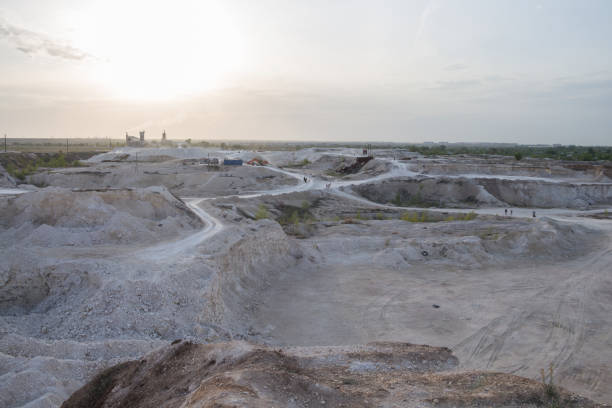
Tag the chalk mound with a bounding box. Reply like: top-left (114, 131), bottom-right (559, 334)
top-left (61, 340), bottom-right (600, 408)
top-left (0, 187), bottom-right (203, 247)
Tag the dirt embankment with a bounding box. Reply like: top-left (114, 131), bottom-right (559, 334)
top-left (477, 178), bottom-right (612, 208)
top-left (0, 196), bottom-right (304, 407)
top-left (0, 187), bottom-right (202, 248)
top-left (61, 340), bottom-right (602, 408)
top-left (27, 162), bottom-right (298, 197)
top-left (201, 218), bottom-right (303, 334)
top-left (406, 157), bottom-right (612, 181)
top-left (353, 177), bottom-right (612, 209)
top-left (352, 177), bottom-right (501, 208)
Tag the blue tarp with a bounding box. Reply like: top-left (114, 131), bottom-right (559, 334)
top-left (223, 159), bottom-right (243, 165)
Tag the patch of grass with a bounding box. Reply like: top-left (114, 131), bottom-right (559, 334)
top-left (462, 211), bottom-right (477, 221)
top-left (255, 204), bottom-right (269, 220)
top-left (4, 152), bottom-right (84, 181)
top-left (391, 191), bottom-right (434, 208)
top-left (393, 192), bottom-right (402, 206)
top-left (324, 169), bottom-right (344, 177)
top-left (276, 203), bottom-right (316, 226)
top-left (400, 212), bottom-right (422, 222)
top-left (286, 158), bottom-right (310, 168)
top-left (288, 210), bottom-right (300, 225)
top-left (540, 364), bottom-right (561, 408)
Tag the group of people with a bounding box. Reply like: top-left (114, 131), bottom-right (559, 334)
top-left (301, 176), bottom-right (332, 189)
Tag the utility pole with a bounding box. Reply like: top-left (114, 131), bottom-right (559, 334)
top-left (4, 133), bottom-right (6, 153)
top-left (66, 138), bottom-right (69, 154)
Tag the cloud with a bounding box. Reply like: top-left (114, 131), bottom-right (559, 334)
top-left (0, 17), bottom-right (89, 60)
top-left (415, 0), bottom-right (439, 41)
top-left (445, 63), bottom-right (467, 71)
top-left (431, 79), bottom-right (481, 91)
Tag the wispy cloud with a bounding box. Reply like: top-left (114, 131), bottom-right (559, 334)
top-left (415, 0), bottom-right (439, 41)
top-left (445, 63), bottom-right (467, 71)
top-left (0, 16), bottom-right (89, 60)
top-left (431, 79), bottom-right (481, 91)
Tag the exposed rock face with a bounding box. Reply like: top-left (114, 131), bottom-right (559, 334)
top-left (477, 178), bottom-right (612, 209)
top-left (353, 176), bottom-right (612, 209)
top-left (61, 340), bottom-right (602, 408)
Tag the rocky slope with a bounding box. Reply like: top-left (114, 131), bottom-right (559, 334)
top-left (61, 340), bottom-right (603, 408)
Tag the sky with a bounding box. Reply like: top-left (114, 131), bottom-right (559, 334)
top-left (0, 0), bottom-right (611, 144)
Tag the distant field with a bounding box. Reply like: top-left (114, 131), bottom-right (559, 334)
top-left (2, 138), bottom-right (123, 153)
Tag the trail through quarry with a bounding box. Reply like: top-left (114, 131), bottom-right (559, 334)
top-left (1, 148), bottom-right (612, 407)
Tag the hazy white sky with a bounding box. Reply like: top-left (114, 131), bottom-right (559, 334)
top-left (1, 0), bottom-right (611, 144)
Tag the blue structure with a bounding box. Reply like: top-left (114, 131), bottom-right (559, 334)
top-left (223, 159), bottom-right (243, 166)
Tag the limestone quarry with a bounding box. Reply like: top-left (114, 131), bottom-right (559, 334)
top-left (1, 147), bottom-right (611, 407)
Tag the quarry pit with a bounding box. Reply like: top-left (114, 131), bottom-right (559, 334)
top-left (1, 147), bottom-right (612, 407)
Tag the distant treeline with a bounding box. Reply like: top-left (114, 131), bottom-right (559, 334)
top-left (404, 144), bottom-right (612, 162)
top-left (2, 152), bottom-right (85, 181)
top-left (7, 138), bottom-right (612, 162)
top-left (190, 140), bottom-right (612, 162)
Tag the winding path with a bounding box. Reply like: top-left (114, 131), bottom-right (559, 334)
top-left (136, 158), bottom-right (612, 259)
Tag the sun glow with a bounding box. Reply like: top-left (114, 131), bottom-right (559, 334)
top-left (69, 0), bottom-right (244, 101)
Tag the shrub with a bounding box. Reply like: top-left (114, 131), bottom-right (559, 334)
top-left (540, 364), bottom-right (560, 407)
top-left (289, 210), bottom-right (300, 225)
top-left (400, 212), bottom-right (419, 222)
top-left (463, 211), bottom-right (476, 221)
top-left (393, 192), bottom-right (402, 206)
